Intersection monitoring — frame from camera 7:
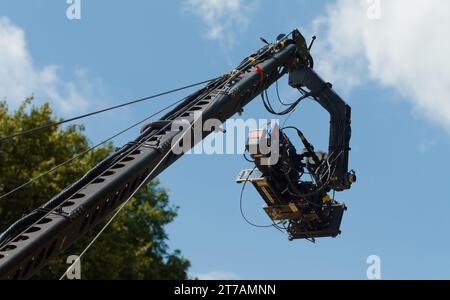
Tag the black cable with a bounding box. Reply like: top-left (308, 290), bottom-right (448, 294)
top-left (0, 78), bottom-right (217, 143)
top-left (264, 90), bottom-right (278, 113)
top-left (239, 167), bottom-right (289, 235)
top-left (281, 126), bottom-right (320, 164)
top-left (239, 167), bottom-right (282, 229)
top-left (272, 223), bottom-right (288, 236)
top-left (280, 87), bottom-right (309, 128)
top-left (275, 126), bottom-right (334, 202)
top-left (275, 79), bottom-right (296, 107)
top-left (263, 81), bottom-right (334, 117)
top-left (262, 89), bottom-right (310, 116)
top-left (243, 153), bottom-right (255, 163)
top-left (286, 152), bottom-right (340, 201)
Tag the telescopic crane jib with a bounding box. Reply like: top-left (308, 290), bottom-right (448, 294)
top-left (0, 29), bottom-right (356, 280)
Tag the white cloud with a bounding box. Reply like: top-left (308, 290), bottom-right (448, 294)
top-left (312, 0), bottom-right (450, 132)
top-left (194, 270), bottom-right (239, 280)
top-left (183, 0), bottom-right (255, 49)
top-left (0, 17), bottom-right (104, 114)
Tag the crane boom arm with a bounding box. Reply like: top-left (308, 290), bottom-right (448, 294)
top-left (0, 30), bottom-right (354, 279)
top-left (0, 37), bottom-right (299, 279)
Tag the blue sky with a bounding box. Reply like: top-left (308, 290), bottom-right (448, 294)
top-left (1, 0), bottom-right (450, 279)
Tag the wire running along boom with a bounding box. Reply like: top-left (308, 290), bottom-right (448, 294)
top-left (0, 29), bottom-right (355, 279)
top-left (0, 79), bottom-right (215, 143)
top-left (0, 92), bottom-right (210, 202)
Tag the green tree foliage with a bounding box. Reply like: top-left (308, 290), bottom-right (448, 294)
top-left (0, 98), bottom-right (190, 280)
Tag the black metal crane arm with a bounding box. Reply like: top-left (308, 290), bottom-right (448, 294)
top-left (288, 68), bottom-right (353, 191)
top-left (0, 37), bottom-right (300, 279)
top-left (0, 29), bottom-right (355, 279)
